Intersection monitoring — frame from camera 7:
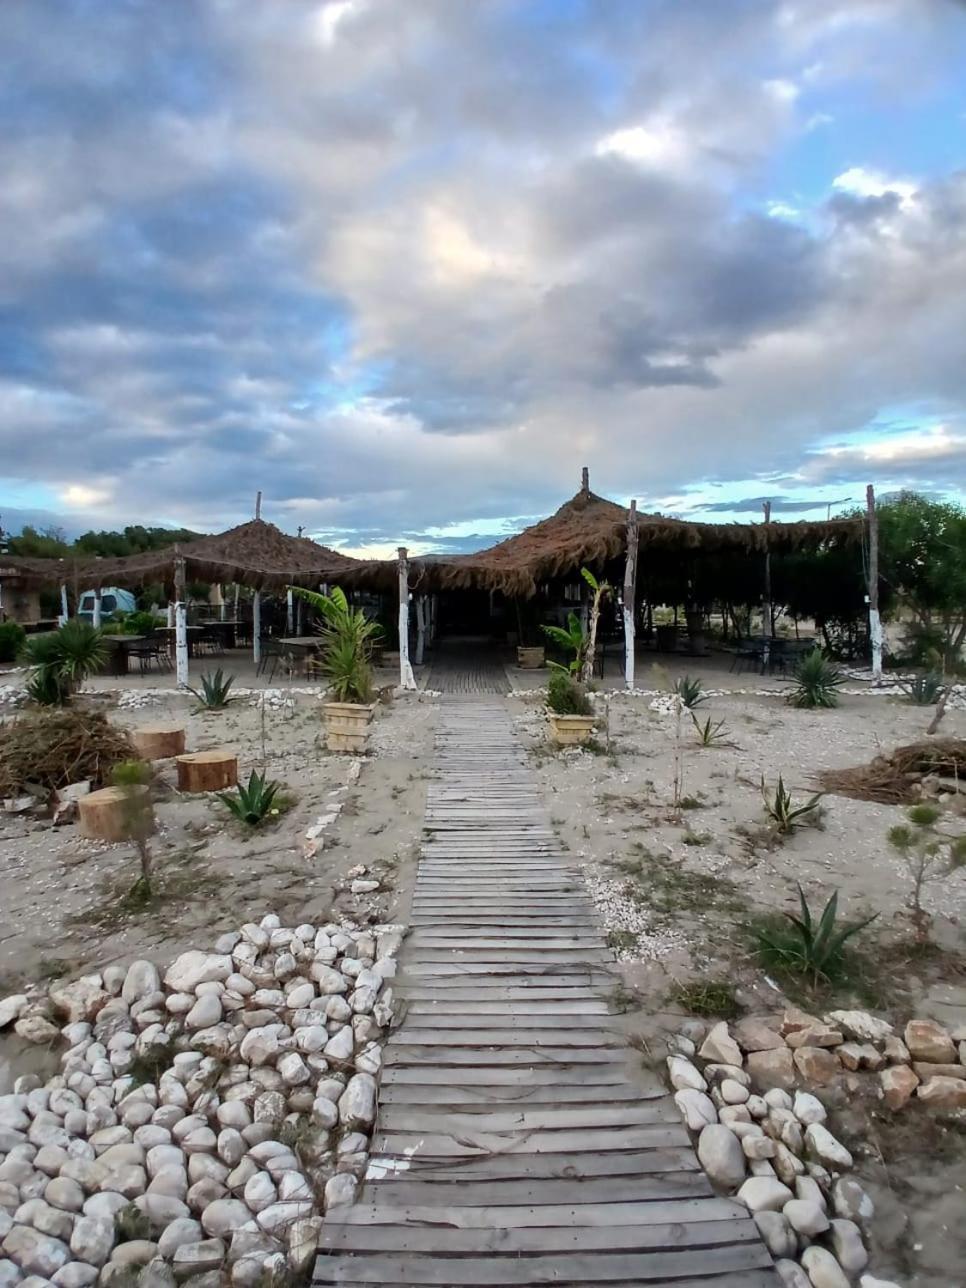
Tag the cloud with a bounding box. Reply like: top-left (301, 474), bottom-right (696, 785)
top-left (1, 0), bottom-right (966, 547)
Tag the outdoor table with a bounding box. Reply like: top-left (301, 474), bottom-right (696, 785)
top-left (275, 636), bottom-right (321, 652)
top-left (100, 634), bottom-right (146, 677)
top-left (197, 620), bottom-right (239, 649)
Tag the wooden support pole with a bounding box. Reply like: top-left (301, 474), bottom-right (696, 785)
top-left (867, 483), bottom-right (882, 681)
top-left (255, 491), bottom-right (262, 520)
top-left (174, 558), bottom-right (189, 687)
top-left (762, 500), bottom-right (772, 668)
top-left (286, 587), bottom-right (294, 634)
top-left (581, 465), bottom-right (590, 495)
top-left (414, 595), bottom-right (426, 665)
top-left (623, 500), bottom-right (639, 690)
top-left (60, 584), bottom-right (69, 624)
top-left (397, 547), bottom-right (416, 690)
top-left (92, 587), bottom-right (102, 629)
top-left (252, 590), bottom-right (262, 668)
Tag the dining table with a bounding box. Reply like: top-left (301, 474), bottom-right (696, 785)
top-left (156, 625), bottom-right (204, 658)
top-left (99, 634), bottom-right (147, 677)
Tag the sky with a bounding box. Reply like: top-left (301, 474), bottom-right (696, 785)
top-left (2, 0), bottom-right (966, 557)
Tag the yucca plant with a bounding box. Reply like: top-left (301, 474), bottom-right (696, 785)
top-left (788, 648), bottom-right (844, 709)
top-left (674, 675), bottom-right (708, 710)
top-left (21, 621), bottom-right (107, 705)
top-left (755, 885), bottom-right (877, 985)
top-left (291, 586), bottom-right (380, 704)
top-left (187, 669), bottom-right (235, 710)
top-left (902, 672), bottom-right (944, 706)
top-left (762, 774), bottom-right (823, 835)
top-left (691, 711), bottom-right (730, 747)
top-left (219, 770), bottom-right (281, 826)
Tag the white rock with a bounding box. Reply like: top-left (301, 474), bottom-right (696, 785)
top-left (858, 1278), bottom-right (902, 1288)
top-left (243, 1173), bottom-right (277, 1213)
top-left (216, 1129), bottom-right (246, 1168)
top-left (255, 1201), bottom-right (314, 1234)
top-left (753, 1211), bottom-right (796, 1259)
top-left (825, 1010), bottom-right (893, 1044)
top-left (829, 1218), bottom-right (868, 1275)
top-left (696, 1123), bottom-right (745, 1189)
top-left (323, 1174), bottom-right (357, 1210)
top-left (2, 1225), bottom-right (71, 1277)
top-left (69, 1217), bottom-right (114, 1267)
top-left (699, 1022), bottom-right (742, 1066)
top-left (171, 1238), bottom-right (225, 1279)
top-left (239, 1029), bottom-right (279, 1068)
top-left (0, 995), bottom-right (28, 1028)
top-left (121, 962), bottom-right (161, 1005)
top-left (185, 995), bottom-right (222, 1030)
top-left (277, 1053), bottom-right (310, 1086)
top-left (804, 1123), bottom-right (853, 1171)
top-left (775, 1261), bottom-right (811, 1288)
top-left (673, 1089), bottom-right (716, 1131)
top-left (736, 1177), bottom-right (793, 1213)
top-left (53, 1264), bottom-right (99, 1288)
top-left (164, 953), bottom-right (232, 995)
top-left (157, 1218), bottom-right (204, 1259)
top-left (323, 1028), bottom-right (354, 1062)
top-left (287, 1216), bottom-right (323, 1273)
top-left (201, 1198), bottom-right (251, 1238)
top-left (783, 1197), bottom-right (829, 1236)
top-left (134, 1194), bottom-right (189, 1225)
top-left (800, 1246), bottom-right (851, 1288)
top-left (831, 1177), bottom-right (874, 1225)
top-left (666, 1057), bottom-right (706, 1092)
top-left (81, 1193), bottom-right (129, 1221)
top-left (338, 1074), bottom-right (377, 1129)
top-left (793, 1091), bottom-right (827, 1125)
top-left (719, 1078), bottom-right (749, 1105)
top-left (763, 1089), bottom-right (793, 1111)
top-left (44, 1177), bottom-right (84, 1213)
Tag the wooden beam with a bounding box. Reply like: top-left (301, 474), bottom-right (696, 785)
top-left (286, 587), bottom-right (294, 635)
top-left (92, 587), bottom-right (102, 629)
top-left (867, 483), bottom-right (882, 681)
top-left (59, 584), bottom-right (69, 624)
top-left (623, 500), bottom-right (638, 689)
top-left (581, 465), bottom-right (590, 494)
top-left (415, 595), bottom-right (427, 666)
top-left (255, 490), bottom-right (262, 520)
top-left (252, 590), bottom-right (262, 668)
top-left (398, 547), bottom-right (416, 690)
top-left (174, 557), bottom-right (189, 687)
top-left (761, 500), bottom-right (772, 667)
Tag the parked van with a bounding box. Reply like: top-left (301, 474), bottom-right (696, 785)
top-left (77, 587), bottom-right (137, 622)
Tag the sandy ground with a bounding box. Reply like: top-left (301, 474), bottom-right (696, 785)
top-left (0, 686), bottom-right (435, 992)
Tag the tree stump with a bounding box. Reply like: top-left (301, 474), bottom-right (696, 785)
top-left (79, 785), bottom-right (154, 842)
top-left (176, 750), bottom-right (238, 793)
top-left (131, 725), bottom-right (186, 760)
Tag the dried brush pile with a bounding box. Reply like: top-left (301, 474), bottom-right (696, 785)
top-left (818, 739), bottom-right (966, 805)
top-left (0, 708), bottom-right (136, 799)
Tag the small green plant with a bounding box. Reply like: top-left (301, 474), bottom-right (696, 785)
top-left (0, 621), bottom-right (26, 664)
top-left (888, 804), bottom-right (966, 942)
top-left (546, 669), bottom-right (592, 716)
top-left (755, 885), bottom-right (877, 986)
top-left (542, 611), bottom-right (586, 676)
top-left (674, 675), bottom-right (707, 710)
top-left (691, 711), bottom-right (729, 746)
top-left (902, 672), bottom-right (945, 706)
top-left (606, 929), bottom-right (638, 953)
top-left (20, 620), bottom-right (107, 705)
top-left (219, 770), bottom-right (282, 826)
top-left (110, 759), bottom-right (155, 899)
top-left (789, 648), bottom-right (844, 709)
top-left (670, 979), bottom-right (740, 1020)
top-left (187, 668), bottom-right (235, 710)
top-left (762, 774), bottom-right (823, 835)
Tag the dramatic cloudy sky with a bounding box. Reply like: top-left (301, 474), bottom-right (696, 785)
top-left (3, 0), bottom-right (966, 555)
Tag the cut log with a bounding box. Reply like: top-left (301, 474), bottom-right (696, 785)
top-left (176, 750), bottom-right (238, 793)
top-left (131, 724), bottom-right (186, 760)
top-left (79, 785), bottom-right (153, 843)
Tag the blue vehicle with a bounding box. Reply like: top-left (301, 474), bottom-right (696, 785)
top-left (77, 587), bottom-right (137, 623)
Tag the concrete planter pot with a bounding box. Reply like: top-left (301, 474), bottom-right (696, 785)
top-left (547, 711), bottom-right (596, 746)
top-left (324, 701), bottom-right (376, 753)
top-left (517, 646), bottom-right (546, 669)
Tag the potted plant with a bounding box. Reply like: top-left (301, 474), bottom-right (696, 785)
top-left (545, 670), bottom-right (595, 745)
top-left (291, 587), bottom-right (382, 752)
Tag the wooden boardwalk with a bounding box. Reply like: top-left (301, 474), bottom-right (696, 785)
top-left (315, 701), bottom-right (776, 1286)
top-left (425, 640), bottom-right (510, 695)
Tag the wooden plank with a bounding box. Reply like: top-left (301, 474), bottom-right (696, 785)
top-left (365, 1148), bottom-right (702, 1182)
top-left (377, 1103), bottom-right (680, 1134)
top-left (392, 1028), bottom-right (620, 1047)
top-left (381, 1064), bottom-right (634, 1087)
top-left (373, 1123), bottom-right (691, 1156)
top-left (327, 1196), bottom-right (748, 1228)
top-left (379, 1082), bottom-right (662, 1106)
top-left (385, 1046), bottom-right (628, 1066)
top-left (365, 1172), bottom-right (711, 1206)
top-left (400, 1010), bottom-right (612, 1026)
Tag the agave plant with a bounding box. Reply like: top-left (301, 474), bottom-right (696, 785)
top-left (291, 586), bottom-right (381, 704)
top-left (788, 648), bottom-right (844, 709)
top-left (761, 774), bottom-right (823, 835)
top-left (691, 711), bottom-right (730, 747)
top-left (21, 621), bottom-right (107, 705)
top-left (219, 770), bottom-right (281, 826)
top-left (187, 669), bottom-right (235, 710)
top-left (755, 885), bottom-right (877, 985)
top-left (902, 672), bottom-right (945, 706)
top-left (674, 675), bottom-right (708, 710)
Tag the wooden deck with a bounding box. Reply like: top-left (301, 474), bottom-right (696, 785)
top-left (315, 701), bottom-right (776, 1286)
top-left (425, 640), bottom-right (511, 695)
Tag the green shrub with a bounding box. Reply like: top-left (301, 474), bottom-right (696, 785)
top-left (187, 669), bottom-right (235, 710)
top-left (291, 586), bottom-right (379, 704)
top-left (219, 770), bottom-right (281, 826)
top-left (546, 670), bottom-right (592, 716)
top-left (761, 774), bottom-right (823, 835)
top-left (903, 672), bottom-right (944, 706)
top-left (755, 885), bottom-right (877, 986)
top-left (0, 622), bottom-right (26, 664)
top-left (674, 675), bottom-right (707, 710)
top-left (20, 621), bottom-right (107, 705)
top-left (121, 611), bottom-right (162, 636)
top-left (691, 712), bottom-right (729, 746)
top-left (789, 649), bottom-right (844, 709)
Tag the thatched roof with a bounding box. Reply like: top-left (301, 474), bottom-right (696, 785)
top-left (423, 482), bottom-right (862, 597)
top-left (1, 519), bottom-right (357, 592)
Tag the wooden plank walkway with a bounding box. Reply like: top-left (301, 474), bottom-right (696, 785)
top-left (315, 701), bottom-right (776, 1286)
top-left (425, 641), bottom-right (510, 695)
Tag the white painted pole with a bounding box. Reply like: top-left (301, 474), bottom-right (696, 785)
top-left (397, 547), bottom-right (416, 690)
top-left (286, 588), bottom-right (294, 634)
top-left (174, 559), bottom-right (189, 687)
top-left (415, 595), bottom-right (426, 665)
top-left (623, 500), bottom-right (638, 689)
top-left (60, 584), bottom-right (69, 625)
top-left (92, 588), bottom-right (102, 629)
top-left (167, 602), bottom-right (174, 628)
top-left (867, 483), bottom-right (882, 682)
top-left (253, 591), bottom-right (262, 669)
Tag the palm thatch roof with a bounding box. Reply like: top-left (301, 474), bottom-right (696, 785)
top-left (423, 482), bottom-right (862, 598)
top-left (1, 519), bottom-right (357, 592)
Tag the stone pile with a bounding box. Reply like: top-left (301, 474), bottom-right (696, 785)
top-left (0, 914), bottom-right (403, 1287)
top-left (668, 1015), bottom-right (907, 1288)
